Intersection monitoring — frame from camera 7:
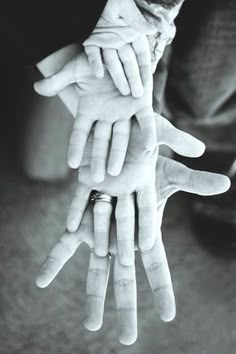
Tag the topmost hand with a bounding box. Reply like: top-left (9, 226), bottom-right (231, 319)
top-left (83, 0), bottom-right (156, 96)
top-left (34, 51), bottom-right (156, 182)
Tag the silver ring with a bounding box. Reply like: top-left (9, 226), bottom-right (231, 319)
top-left (90, 191), bottom-right (115, 205)
top-left (90, 248), bottom-right (112, 259)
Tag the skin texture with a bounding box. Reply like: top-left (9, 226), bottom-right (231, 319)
top-left (34, 52), bottom-right (156, 181)
top-left (83, 0), bottom-right (184, 92)
top-left (66, 113), bottom-right (206, 264)
top-left (33, 41), bottom-right (230, 346)
top-left (83, 0), bottom-right (155, 96)
top-left (35, 155), bottom-right (230, 345)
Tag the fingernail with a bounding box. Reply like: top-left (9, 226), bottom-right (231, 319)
top-left (132, 86), bottom-right (144, 98)
top-left (66, 218), bottom-right (78, 233)
top-left (107, 164), bottom-right (121, 177)
top-left (68, 151), bottom-right (80, 169)
top-left (95, 248), bottom-right (108, 257)
top-left (120, 86), bottom-right (131, 96)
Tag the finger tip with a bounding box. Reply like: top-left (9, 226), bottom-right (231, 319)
top-left (119, 255), bottom-right (134, 267)
top-left (160, 302), bottom-right (176, 322)
top-left (66, 220), bottom-right (79, 233)
top-left (119, 332), bottom-right (137, 346)
top-left (35, 275), bottom-right (49, 289)
top-left (198, 141), bottom-right (206, 155)
top-left (33, 81), bottom-right (52, 97)
top-left (92, 172), bottom-right (105, 184)
top-left (221, 175), bottom-right (231, 192)
top-left (33, 82), bottom-right (40, 93)
top-left (139, 240), bottom-right (154, 254)
top-left (68, 159), bottom-right (79, 169)
top-left (132, 87), bottom-right (144, 98)
top-left (120, 87), bottom-right (131, 96)
top-left (67, 226), bottom-right (78, 233)
top-left (160, 310), bottom-right (176, 323)
top-left (107, 165), bottom-right (121, 177)
top-left (189, 140), bottom-right (206, 158)
top-left (84, 301), bottom-right (103, 331)
top-left (84, 318), bottom-right (102, 332)
top-left (95, 248), bottom-right (108, 258)
top-left (213, 174), bottom-right (231, 194)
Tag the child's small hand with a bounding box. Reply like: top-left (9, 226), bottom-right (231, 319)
top-left (83, 0), bottom-right (156, 97)
top-left (84, 34), bottom-right (152, 98)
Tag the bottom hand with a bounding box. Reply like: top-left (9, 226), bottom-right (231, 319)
top-left (35, 156), bottom-right (230, 345)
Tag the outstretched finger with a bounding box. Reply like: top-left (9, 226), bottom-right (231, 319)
top-left (141, 234), bottom-right (176, 322)
top-left (67, 182), bottom-right (91, 232)
top-left (114, 256), bottom-right (137, 345)
top-left (137, 185), bottom-right (157, 253)
top-left (93, 201), bottom-right (113, 257)
top-left (157, 156), bottom-right (231, 199)
top-left (121, 0), bottom-right (156, 35)
top-left (132, 36), bottom-right (152, 84)
top-left (108, 120), bottom-right (131, 176)
top-left (118, 44), bottom-right (144, 98)
top-left (84, 45), bottom-right (104, 79)
top-left (103, 49), bottom-right (130, 96)
top-left (35, 231), bottom-right (83, 288)
top-left (84, 251), bottom-right (111, 331)
top-left (156, 114), bottom-right (205, 157)
top-left (68, 114), bottom-right (92, 169)
top-left (136, 106), bottom-right (157, 150)
top-left (115, 194), bottom-right (135, 266)
top-left (91, 121), bottom-right (112, 183)
top-left (179, 164), bottom-right (231, 196)
top-left (34, 59), bottom-right (76, 97)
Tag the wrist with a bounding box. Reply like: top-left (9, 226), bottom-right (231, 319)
top-left (135, 0), bottom-right (184, 71)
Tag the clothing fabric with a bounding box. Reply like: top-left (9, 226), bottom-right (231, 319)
top-left (165, 0), bottom-right (236, 150)
top-left (1, 0), bottom-right (107, 65)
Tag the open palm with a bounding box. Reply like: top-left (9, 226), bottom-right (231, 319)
top-left (66, 114), bottom-right (206, 265)
top-left (34, 52), bottom-right (156, 180)
top-left (35, 156), bottom-right (230, 345)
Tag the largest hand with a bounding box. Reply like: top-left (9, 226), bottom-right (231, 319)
top-left (35, 156), bottom-right (230, 345)
top-left (34, 52), bottom-right (156, 180)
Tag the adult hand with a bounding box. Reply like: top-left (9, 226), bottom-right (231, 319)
top-left (34, 52), bottom-right (156, 180)
top-left (35, 157), bottom-right (230, 345)
top-left (66, 114), bottom-right (206, 265)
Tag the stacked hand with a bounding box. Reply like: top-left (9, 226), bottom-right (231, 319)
top-left (36, 152), bottom-right (230, 345)
top-left (83, 0), bottom-right (156, 96)
top-left (35, 51), bottom-right (156, 182)
top-left (34, 0), bottom-right (230, 346)
top-left (66, 113), bottom-right (206, 265)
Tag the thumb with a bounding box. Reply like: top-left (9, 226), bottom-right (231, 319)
top-left (156, 114), bottom-right (206, 158)
top-left (34, 60), bottom-right (76, 97)
top-left (121, 0), bottom-right (156, 35)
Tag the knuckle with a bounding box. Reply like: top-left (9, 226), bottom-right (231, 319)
top-left (114, 278), bottom-right (134, 288)
top-left (88, 267), bottom-right (106, 277)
